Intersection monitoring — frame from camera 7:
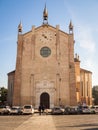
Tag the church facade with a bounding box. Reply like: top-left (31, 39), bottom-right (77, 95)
top-left (7, 6), bottom-right (92, 108)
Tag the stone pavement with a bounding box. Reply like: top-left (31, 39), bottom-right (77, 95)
top-left (15, 114), bottom-right (98, 130)
top-left (15, 114), bottom-right (56, 130)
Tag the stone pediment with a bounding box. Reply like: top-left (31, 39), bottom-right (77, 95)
top-left (23, 24), bottom-right (68, 38)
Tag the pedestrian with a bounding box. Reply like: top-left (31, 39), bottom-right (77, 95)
top-left (38, 105), bottom-right (42, 115)
top-left (42, 105), bottom-right (45, 114)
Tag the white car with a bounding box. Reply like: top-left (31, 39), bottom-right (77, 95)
top-left (0, 106), bottom-right (11, 114)
top-left (23, 105), bottom-right (34, 114)
top-left (10, 106), bottom-right (21, 115)
top-left (90, 106), bottom-right (98, 114)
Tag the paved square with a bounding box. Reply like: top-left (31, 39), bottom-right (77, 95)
top-left (0, 114), bottom-right (98, 130)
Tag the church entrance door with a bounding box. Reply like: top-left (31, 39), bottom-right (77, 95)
top-left (40, 92), bottom-right (50, 108)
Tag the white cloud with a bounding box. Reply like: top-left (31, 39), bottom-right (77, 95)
top-left (76, 26), bottom-right (96, 53)
top-left (74, 23), bottom-right (97, 86)
top-left (63, 0), bottom-right (96, 53)
top-left (63, 0), bottom-right (98, 86)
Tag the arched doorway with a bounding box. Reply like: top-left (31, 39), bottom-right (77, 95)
top-left (40, 92), bottom-right (50, 108)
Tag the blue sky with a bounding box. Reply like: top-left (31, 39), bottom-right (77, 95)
top-left (0, 0), bottom-right (98, 87)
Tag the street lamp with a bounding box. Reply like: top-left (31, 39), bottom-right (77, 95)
top-left (59, 77), bottom-right (61, 106)
top-left (0, 88), bottom-right (1, 97)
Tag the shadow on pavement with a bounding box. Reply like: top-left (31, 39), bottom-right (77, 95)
top-left (83, 128), bottom-right (98, 130)
top-left (65, 123), bottom-right (98, 130)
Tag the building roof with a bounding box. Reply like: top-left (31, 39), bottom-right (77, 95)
top-left (7, 70), bottom-right (15, 76)
top-left (80, 68), bottom-right (92, 74)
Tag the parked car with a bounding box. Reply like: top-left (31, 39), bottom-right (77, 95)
top-left (51, 106), bottom-right (64, 115)
top-left (10, 106), bottom-right (22, 115)
top-left (0, 105), bottom-right (11, 114)
top-left (64, 106), bottom-right (70, 115)
top-left (23, 105), bottom-right (34, 114)
top-left (78, 105), bottom-right (91, 114)
top-left (64, 106), bottom-right (78, 115)
top-left (90, 106), bottom-right (98, 114)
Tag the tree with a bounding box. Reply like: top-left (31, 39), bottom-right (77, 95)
top-left (0, 87), bottom-right (8, 105)
top-left (92, 86), bottom-right (98, 105)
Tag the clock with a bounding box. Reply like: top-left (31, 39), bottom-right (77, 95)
top-left (39, 31), bottom-right (54, 43)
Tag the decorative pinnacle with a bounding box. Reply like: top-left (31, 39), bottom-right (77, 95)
top-left (18, 21), bottom-right (22, 33)
top-left (43, 4), bottom-right (48, 24)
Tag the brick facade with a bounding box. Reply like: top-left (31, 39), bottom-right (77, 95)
top-left (7, 10), bottom-right (92, 107)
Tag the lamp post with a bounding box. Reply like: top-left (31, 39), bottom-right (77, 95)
top-left (59, 77), bottom-right (61, 106)
top-left (0, 89), bottom-right (1, 103)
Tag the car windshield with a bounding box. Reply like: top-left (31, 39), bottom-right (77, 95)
top-left (71, 108), bottom-right (75, 110)
top-left (91, 106), bottom-right (95, 109)
top-left (55, 108), bottom-right (60, 110)
top-left (0, 106), bottom-right (6, 108)
top-left (83, 106), bottom-right (88, 109)
top-left (24, 106), bottom-right (32, 109)
top-left (11, 108), bottom-right (18, 110)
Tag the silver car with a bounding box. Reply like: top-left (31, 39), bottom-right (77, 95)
top-left (51, 106), bottom-right (64, 115)
top-left (78, 106), bottom-right (91, 114)
top-left (10, 106), bottom-right (21, 115)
